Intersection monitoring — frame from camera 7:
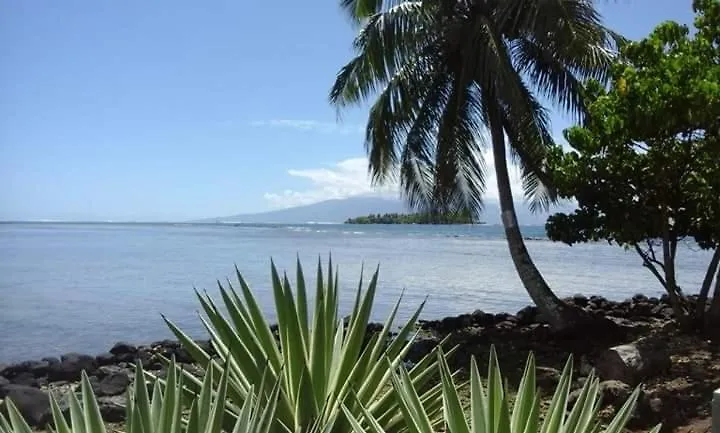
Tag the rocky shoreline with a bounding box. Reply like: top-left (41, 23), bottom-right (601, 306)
top-left (1, 294), bottom-right (718, 431)
top-left (0, 339), bottom-right (210, 426)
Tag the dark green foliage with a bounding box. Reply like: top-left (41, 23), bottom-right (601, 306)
top-left (345, 210), bottom-right (481, 224)
top-left (545, 0), bottom-right (720, 327)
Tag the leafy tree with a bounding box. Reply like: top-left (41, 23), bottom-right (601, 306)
top-left (330, 0), bottom-right (620, 329)
top-left (546, 0), bottom-right (720, 329)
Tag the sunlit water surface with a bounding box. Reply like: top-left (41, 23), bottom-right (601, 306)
top-left (0, 222), bottom-right (711, 362)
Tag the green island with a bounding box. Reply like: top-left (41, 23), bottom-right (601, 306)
top-left (344, 211), bottom-right (483, 224)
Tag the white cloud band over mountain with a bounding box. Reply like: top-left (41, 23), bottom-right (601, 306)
top-left (264, 151), bottom-right (525, 209)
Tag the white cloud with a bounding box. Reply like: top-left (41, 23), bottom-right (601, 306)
top-left (263, 158), bottom-right (396, 209)
top-left (250, 119), bottom-right (364, 135)
top-left (265, 150), bottom-right (526, 209)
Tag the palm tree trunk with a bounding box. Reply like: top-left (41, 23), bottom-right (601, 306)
top-left (487, 109), bottom-right (581, 330)
top-left (697, 248), bottom-right (720, 323)
top-left (707, 264), bottom-right (720, 329)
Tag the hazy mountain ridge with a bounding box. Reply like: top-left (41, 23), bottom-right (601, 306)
top-left (204, 196), bottom-right (576, 225)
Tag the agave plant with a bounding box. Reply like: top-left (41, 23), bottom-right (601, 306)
top-left (0, 358), bottom-right (279, 433)
top-left (343, 347), bottom-right (662, 433)
top-left (157, 258), bottom-right (454, 433)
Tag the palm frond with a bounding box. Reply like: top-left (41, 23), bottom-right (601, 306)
top-left (340, 0), bottom-right (383, 23)
top-left (363, 55), bottom-right (438, 183)
top-left (500, 85), bottom-right (559, 213)
top-left (339, 0), bottom-right (414, 23)
top-left (330, 2), bottom-right (434, 108)
top-left (512, 38), bottom-right (586, 120)
top-left (516, 0), bottom-right (619, 83)
top-left (430, 78), bottom-right (488, 215)
top-left (400, 72), bottom-right (453, 210)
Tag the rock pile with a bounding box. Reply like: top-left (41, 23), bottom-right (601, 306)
top-left (416, 293), bottom-right (691, 334)
top-left (0, 295), bottom-right (708, 430)
top-left (0, 339), bottom-right (212, 427)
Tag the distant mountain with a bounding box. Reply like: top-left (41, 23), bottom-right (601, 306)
top-left (202, 195), bottom-right (576, 225)
top-left (205, 197), bottom-right (409, 224)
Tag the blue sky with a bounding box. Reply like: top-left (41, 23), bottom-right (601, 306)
top-left (0, 0), bottom-right (694, 221)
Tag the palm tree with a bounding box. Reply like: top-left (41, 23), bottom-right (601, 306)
top-left (331, 0), bottom-right (620, 330)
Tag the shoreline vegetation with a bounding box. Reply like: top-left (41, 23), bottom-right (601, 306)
top-left (1, 294), bottom-right (717, 433)
top-left (344, 211), bottom-right (484, 225)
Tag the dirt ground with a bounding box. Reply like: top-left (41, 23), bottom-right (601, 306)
top-left (425, 317), bottom-right (719, 433)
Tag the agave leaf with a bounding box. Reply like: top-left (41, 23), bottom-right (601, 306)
top-left (234, 266), bottom-right (284, 371)
top-left (208, 360), bottom-right (232, 433)
top-left (163, 314), bottom-right (213, 368)
top-left (257, 376), bottom-right (284, 433)
top-left (648, 423), bottom-right (663, 433)
top-left (4, 399), bottom-right (33, 433)
top-left (156, 359), bottom-right (177, 433)
top-left (541, 355), bottom-right (574, 433)
top-left (384, 299), bottom-right (427, 362)
top-left (0, 410), bottom-right (13, 433)
top-left (329, 268), bottom-right (380, 397)
top-left (49, 392), bottom-right (72, 433)
top-left (563, 370), bottom-right (596, 433)
top-left (390, 365), bottom-right (434, 433)
top-left (234, 385), bottom-right (256, 430)
top-left (296, 256), bottom-right (310, 345)
top-left (438, 350), bottom-right (471, 433)
top-left (186, 399), bottom-right (200, 433)
top-left (219, 281), bottom-right (269, 368)
top-left (573, 377), bottom-right (602, 433)
top-left (350, 390), bottom-right (395, 433)
top-left (497, 389), bottom-right (512, 433)
top-left (157, 258), bottom-right (446, 433)
top-left (199, 291), bottom-right (262, 388)
top-left (366, 289), bottom-right (404, 362)
top-left (79, 372), bottom-right (105, 433)
top-left (67, 388), bottom-right (86, 433)
top-left (520, 391), bottom-right (541, 433)
top-left (511, 352), bottom-right (536, 433)
top-left (487, 346), bottom-right (504, 433)
top-left (150, 379), bottom-right (163, 428)
top-left (469, 356), bottom-right (488, 433)
top-left (601, 386), bottom-right (641, 433)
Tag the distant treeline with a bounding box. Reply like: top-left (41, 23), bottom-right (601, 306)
top-left (344, 211), bottom-right (483, 225)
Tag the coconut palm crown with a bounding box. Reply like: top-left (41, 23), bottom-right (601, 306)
top-left (330, 0), bottom-right (623, 329)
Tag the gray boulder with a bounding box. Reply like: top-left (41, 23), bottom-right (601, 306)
top-left (97, 364), bottom-right (129, 379)
top-left (595, 337), bottom-right (670, 385)
top-left (568, 380), bottom-right (633, 410)
top-left (599, 380), bottom-right (633, 407)
top-left (0, 361), bottom-right (44, 379)
top-left (96, 352), bottom-right (116, 366)
top-left (98, 395), bottom-right (126, 422)
top-left (9, 372), bottom-right (37, 387)
top-left (0, 385), bottom-right (51, 427)
top-left (30, 360), bottom-right (50, 377)
top-left (48, 353), bottom-right (97, 382)
top-left (405, 335), bottom-right (441, 363)
top-left (42, 357), bottom-right (60, 366)
top-left (110, 342), bottom-right (137, 356)
top-left (93, 370), bottom-right (131, 396)
top-left (536, 366), bottom-right (561, 389)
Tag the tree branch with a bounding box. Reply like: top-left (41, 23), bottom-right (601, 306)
top-left (644, 240), bottom-right (665, 272)
top-left (634, 244), bottom-right (668, 289)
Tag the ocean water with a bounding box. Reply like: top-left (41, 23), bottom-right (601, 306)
top-left (0, 222), bottom-right (713, 363)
